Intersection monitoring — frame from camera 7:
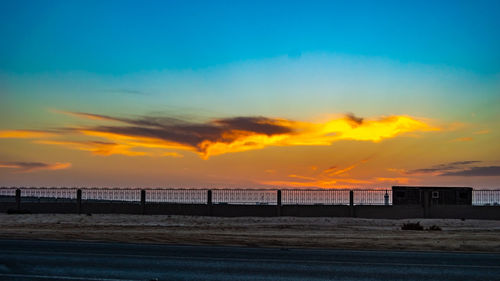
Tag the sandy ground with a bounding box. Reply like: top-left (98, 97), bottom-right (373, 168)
top-left (1, 214), bottom-right (500, 252)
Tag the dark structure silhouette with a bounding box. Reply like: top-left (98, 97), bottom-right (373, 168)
top-left (392, 186), bottom-right (473, 206)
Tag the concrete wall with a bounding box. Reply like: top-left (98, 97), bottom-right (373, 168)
top-left (147, 204), bottom-right (209, 216)
top-left (21, 203), bottom-right (77, 214)
top-left (281, 205), bottom-right (350, 217)
top-left (0, 202), bottom-right (17, 212)
top-left (2, 201), bottom-right (500, 220)
top-left (355, 206), bottom-right (424, 219)
top-left (429, 205), bottom-right (500, 220)
top-left (83, 202), bottom-right (142, 215)
top-left (211, 204), bottom-right (277, 217)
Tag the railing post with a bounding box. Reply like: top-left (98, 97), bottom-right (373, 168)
top-left (349, 190), bottom-right (354, 217)
top-left (207, 190), bottom-right (213, 216)
top-left (77, 189), bottom-right (82, 214)
top-left (207, 190), bottom-right (212, 205)
top-left (15, 189), bottom-right (21, 210)
top-left (141, 189), bottom-right (146, 215)
top-left (276, 190), bottom-right (282, 216)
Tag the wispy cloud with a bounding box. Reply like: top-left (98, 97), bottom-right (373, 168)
top-left (404, 161), bottom-right (481, 175)
top-left (262, 178), bottom-right (373, 189)
top-left (261, 157), bottom-right (374, 188)
top-left (0, 111), bottom-right (439, 159)
top-left (35, 140), bottom-right (149, 156)
top-left (473, 130), bottom-right (490, 135)
top-left (440, 166), bottom-right (500, 177)
top-left (51, 110), bottom-right (119, 121)
top-left (399, 161), bottom-right (500, 177)
top-left (0, 161), bottom-right (71, 173)
top-left (375, 177), bottom-right (410, 184)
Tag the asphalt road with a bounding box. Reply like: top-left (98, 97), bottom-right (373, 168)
top-left (0, 239), bottom-right (499, 281)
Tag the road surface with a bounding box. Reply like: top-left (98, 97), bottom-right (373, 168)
top-left (0, 239), bottom-right (499, 280)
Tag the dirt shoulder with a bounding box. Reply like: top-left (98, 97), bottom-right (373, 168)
top-left (1, 214), bottom-right (499, 252)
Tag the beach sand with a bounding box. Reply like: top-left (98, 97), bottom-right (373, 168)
top-left (1, 214), bottom-right (500, 252)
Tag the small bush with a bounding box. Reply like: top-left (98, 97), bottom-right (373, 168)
top-left (401, 221), bottom-right (424, 230)
top-left (427, 225), bottom-right (442, 231)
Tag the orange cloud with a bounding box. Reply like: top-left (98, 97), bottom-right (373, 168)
top-left (287, 174), bottom-right (318, 181)
top-left (325, 164), bottom-right (358, 176)
top-left (262, 178), bottom-right (373, 189)
top-left (10, 111), bottom-right (439, 159)
top-left (0, 130), bottom-right (54, 139)
top-left (36, 138), bottom-right (184, 158)
top-left (35, 140), bottom-right (149, 156)
top-left (0, 161), bottom-right (71, 173)
top-left (261, 158), bottom-right (374, 189)
top-left (375, 177), bottom-right (410, 184)
top-left (473, 130), bottom-right (490, 135)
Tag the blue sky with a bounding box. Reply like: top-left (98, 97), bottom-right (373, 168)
top-left (1, 0), bottom-right (500, 74)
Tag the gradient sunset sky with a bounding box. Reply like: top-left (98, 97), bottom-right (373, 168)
top-left (1, 0), bottom-right (499, 188)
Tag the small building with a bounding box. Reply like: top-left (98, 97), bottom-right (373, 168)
top-left (392, 186), bottom-right (473, 206)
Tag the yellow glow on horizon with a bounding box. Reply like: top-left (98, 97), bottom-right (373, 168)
top-left (261, 178), bottom-right (374, 189)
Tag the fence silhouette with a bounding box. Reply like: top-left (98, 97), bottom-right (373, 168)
top-left (1, 187), bottom-right (499, 206)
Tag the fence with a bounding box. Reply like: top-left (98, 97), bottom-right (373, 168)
top-left (282, 189), bottom-right (350, 205)
top-left (473, 190), bottom-right (500, 206)
top-left (1, 187), bottom-right (499, 206)
top-left (354, 190), bottom-right (392, 205)
top-left (213, 189), bottom-right (277, 205)
top-left (147, 189), bottom-right (207, 204)
top-left (4, 187), bottom-right (77, 203)
top-left (82, 189), bottom-right (141, 202)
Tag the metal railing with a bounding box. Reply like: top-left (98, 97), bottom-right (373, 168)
top-left (9, 187), bottom-right (77, 202)
top-left (0, 188), bottom-right (16, 202)
top-left (212, 189), bottom-right (277, 205)
top-left (282, 189), bottom-right (350, 205)
top-left (473, 190), bottom-right (500, 206)
top-left (1, 187), bottom-right (500, 206)
top-left (82, 188), bottom-right (141, 202)
top-left (354, 190), bottom-right (392, 205)
top-left (147, 189), bottom-right (207, 204)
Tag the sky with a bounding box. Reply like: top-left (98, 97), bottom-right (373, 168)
top-left (1, 0), bottom-right (499, 189)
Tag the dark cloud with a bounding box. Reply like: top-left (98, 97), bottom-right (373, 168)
top-left (440, 166), bottom-right (500, 177)
top-left (407, 161), bottom-right (481, 174)
top-left (0, 161), bottom-right (71, 172)
top-left (85, 114), bottom-right (293, 153)
top-left (345, 113), bottom-right (364, 126)
top-left (406, 161), bottom-right (500, 177)
top-left (447, 161), bottom-right (482, 166)
top-left (214, 117), bottom-right (291, 135)
top-left (3, 162), bottom-right (48, 169)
